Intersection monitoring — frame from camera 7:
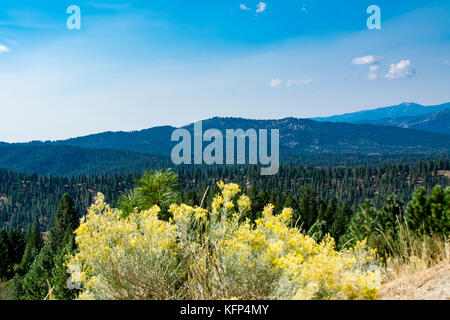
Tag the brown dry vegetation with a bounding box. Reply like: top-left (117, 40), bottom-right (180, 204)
top-left (380, 263), bottom-right (449, 300)
top-left (379, 236), bottom-right (449, 300)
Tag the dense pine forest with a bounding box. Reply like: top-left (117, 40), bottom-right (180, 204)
top-left (1, 158), bottom-right (448, 232)
top-left (1, 160), bottom-right (448, 300)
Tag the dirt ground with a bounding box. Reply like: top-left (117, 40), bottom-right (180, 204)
top-left (379, 263), bottom-right (450, 300)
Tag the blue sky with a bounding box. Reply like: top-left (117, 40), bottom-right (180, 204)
top-left (0, 0), bottom-right (449, 142)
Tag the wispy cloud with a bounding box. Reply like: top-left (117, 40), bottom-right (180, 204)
top-left (352, 55), bottom-right (382, 65)
top-left (285, 78), bottom-right (312, 87)
top-left (256, 2), bottom-right (267, 13)
top-left (365, 65), bottom-right (379, 80)
top-left (384, 60), bottom-right (416, 79)
top-left (240, 3), bottom-right (251, 11)
top-left (301, 4), bottom-right (307, 12)
top-left (0, 43), bottom-right (10, 53)
top-left (270, 78), bottom-right (312, 88)
top-left (270, 78), bottom-right (283, 88)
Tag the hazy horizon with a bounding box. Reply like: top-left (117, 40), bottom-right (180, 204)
top-left (0, 100), bottom-right (448, 144)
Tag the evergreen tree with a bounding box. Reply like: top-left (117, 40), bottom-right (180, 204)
top-left (6, 274), bottom-right (24, 300)
top-left (47, 194), bottom-right (78, 253)
top-left (118, 169), bottom-right (180, 220)
top-left (297, 185), bottom-right (318, 230)
top-left (405, 185), bottom-right (450, 237)
top-left (18, 225), bottom-right (43, 276)
top-left (51, 240), bottom-right (78, 300)
top-left (330, 203), bottom-right (352, 245)
top-left (22, 245), bottom-right (53, 300)
top-left (376, 194), bottom-right (403, 233)
top-left (7, 227), bottom-right (25, 272)
top-left (340, 200), bottom-right (377, 248)
top-left (427, 185), bottom-right (449, 236)
top-left (22, 194), bottom-right (79, 300)
top-left (0, 230), bottom-right (10, 281)
top-left (405, 187), bottom-right (428, 235)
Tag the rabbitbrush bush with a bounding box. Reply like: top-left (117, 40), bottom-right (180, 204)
top-left (67, 182), bottom-right (381, 300)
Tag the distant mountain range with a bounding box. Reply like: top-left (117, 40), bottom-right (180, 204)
top-left (313, 102), bottom-right (450, 135)
top-left (0, 102), bottom-right (449, 175)
top-left (356, 109), bottom-right (450, 135)
top-left (12, 116), bottom-right (450, 155)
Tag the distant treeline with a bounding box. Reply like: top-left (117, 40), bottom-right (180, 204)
top-left (0, 143), bottom-right (447, 176)
top-left (0, 158), bottom-right (448, 231)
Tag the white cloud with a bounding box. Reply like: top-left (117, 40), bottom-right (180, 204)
top-left (0, 44), bottom-right (10, 54)
top-left (352, 55), bottom-right (382, 65)
top-left (301, 4), bottom-right (307, 12)
top-left (365, 65), bottom-right (379, 80)
top-left (240, 3), bottom-right (251, 11)
top-left (384, 60), bottom-right (416, 79)
top-left (271, 78), bottom-right (312, 88)
top-left (270, 78), bottom-right (283, 88)
top-left (285, 78), bottom-right (312, 87)
top-left (256, 2), bottom-right (267, 13)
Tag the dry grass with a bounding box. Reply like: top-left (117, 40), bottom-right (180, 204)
top-left (379, 227), bottom-right (449, 300)
top-left (380, 263), bottom-right (449, 300)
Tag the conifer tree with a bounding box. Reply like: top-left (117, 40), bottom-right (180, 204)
top-left (7, 274), bottom-right (25, 300)
top-left (22, 194), bottom-right (79, 300)
top-left (340, 200), bottom-right (377, 247)
top-left (405, 186), bottom-right (449, 236)
top-left (330, 203), bottom-right (352, 245)
top-left (22, 245), bottom-right (53, 300)
top-left (118, 169), bottom-right (180, 220)
top-left (51, 240), bottom-right (78, 300)
top-left (47, 194), bottom-right (78, 253)
top-left (405, 187), bottom-right (428, 235)
top-left (0, 230), bottom-right (10, 281)
top-left (7, 227), bottom-right (25, 271)
top-left (19, 225), bottom-right (43, 275)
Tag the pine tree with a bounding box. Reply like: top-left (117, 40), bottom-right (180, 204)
top-left (19, 225), bottom-right (43, 275)
top-left (297, 185), bottom-right (318, 230)
top-left (22, 245), bottom-right (53, 300)
top-left (51, 240), bottom-right (79, 300)
top-left (376, 194), bottom-right (403, 233)
top-left (118, 169), bottom-right (180, 220)
top-left (405, 187), bottom-right (428, 235)
top-left (7, 227), bottom-right (25, 271)
top-left (340, 200), bottom-right (377, 248)
top-left (47, 194), bottom-right (78, 253)
top-left (405, 185), bottom-right (450, 236)
top-left (330, 203), bottom-right (352, 245)
top-left (22, 194), bottom-right (79, 300)
top-left (6, 274), bottom-right (25, 300)
top-left (426, 185), bottom-right (449, 236)
top-left (0, 230), bottom-right (10, 281)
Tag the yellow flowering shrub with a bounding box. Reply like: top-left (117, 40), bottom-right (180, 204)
top-left (68, 183), bottom-right (381, 300)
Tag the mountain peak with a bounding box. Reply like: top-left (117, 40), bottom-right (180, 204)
top-left (313, 102), bottom-right (449, 125)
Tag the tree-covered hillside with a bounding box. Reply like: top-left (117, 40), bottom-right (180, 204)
top-left (3, 117), bottom-right (450, 156)
top-left (1, 159), bottom-right (448, 231)
top-left (0, 144), bottom-right (445, 176)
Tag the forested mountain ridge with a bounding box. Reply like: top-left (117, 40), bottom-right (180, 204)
top-left (0, 145), bottom-right (171, 176)
top-left (2, 117), bottom-right (450, 157)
